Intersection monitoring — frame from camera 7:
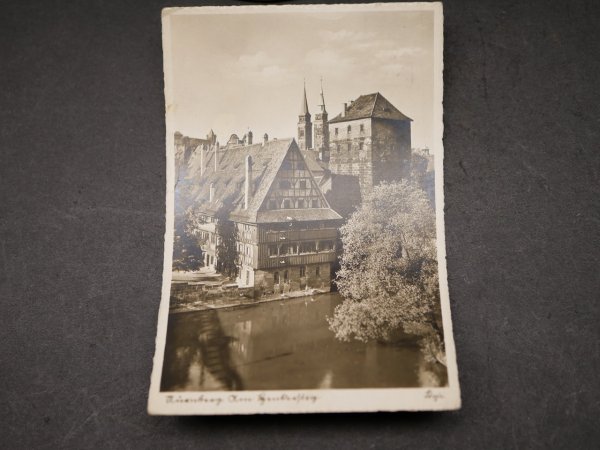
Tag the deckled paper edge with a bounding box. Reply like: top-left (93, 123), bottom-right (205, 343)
top-left (148, 2), bottom-right (460, 415)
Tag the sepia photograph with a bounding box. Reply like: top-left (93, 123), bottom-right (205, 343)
top-left (149, 2), bottom-right (459, 414)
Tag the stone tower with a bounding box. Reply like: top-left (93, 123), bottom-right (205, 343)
top-left (328, 92), bottom-right (412, 197)
top-left (297, 83), bottom-right (312, 150)
top-left (313, 79), bottom-right (330, 162)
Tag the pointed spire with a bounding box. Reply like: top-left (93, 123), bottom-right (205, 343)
top-left (319, 77), bottom-right (327, 113)
top-left (300, 79), bottom-right (310, 116)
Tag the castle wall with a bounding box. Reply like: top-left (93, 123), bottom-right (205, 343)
top-left (328, 117), bottom-right (411, 196)
top-left (328, 118), bottom-right (374, 196)
top-left (371, 119), bottom-right (411, 184)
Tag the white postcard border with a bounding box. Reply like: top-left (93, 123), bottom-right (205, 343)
top-left (149, 2), bottom-right (460, 415)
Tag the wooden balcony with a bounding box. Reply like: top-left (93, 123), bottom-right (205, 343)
top-left (259, 228), bottom-right (338, 243)
top-left (256, 251), bottom-right (337, 269)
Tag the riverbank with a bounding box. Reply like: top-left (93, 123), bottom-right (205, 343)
top-left (170, 270), bottom-right (328, 314)
top-left (170, 288), bottom-right (328, 314)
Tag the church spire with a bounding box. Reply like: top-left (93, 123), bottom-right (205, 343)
top-left (313, 77), bottom-right (329, 162)
top-left (300, 80), bottom-right (310, 115)
top-left (319, 77), bottom-right (327, 113)
top-left (297, 80), bottom-right (312, 150)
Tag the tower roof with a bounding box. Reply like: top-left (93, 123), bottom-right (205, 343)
top-left (319, 78), bottom-right (327, 113)
top-left (300, 82), bottom-right (310, 116)
top-left (329, 92), bottom-right (412, 123)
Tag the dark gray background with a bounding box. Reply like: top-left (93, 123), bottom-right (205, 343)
top-left (1, 0), bottom-right (598, 448)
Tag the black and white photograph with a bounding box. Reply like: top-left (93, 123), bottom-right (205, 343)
top-left (4, 0), bottom-right (600, 444)
top-left (149, 3), bottom-right (459, 414)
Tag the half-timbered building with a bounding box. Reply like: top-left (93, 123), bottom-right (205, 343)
top-left (185, 137), bottom-right (342, 295)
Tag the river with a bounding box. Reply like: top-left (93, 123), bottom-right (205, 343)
top-left (160, 292), bottom-right (447, 391)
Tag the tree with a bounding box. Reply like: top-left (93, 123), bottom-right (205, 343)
top-left (214, 203), bottom-right (239, 279)
top-left (172, 231), bottom-right (203, 271)
top-left (328, 181), bottom-right (444, 364)
top-left (184, 196), bottom-right (239, 279)
top-left (171, 209), bottom-right (203, 272)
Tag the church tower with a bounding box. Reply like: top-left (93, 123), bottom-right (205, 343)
top-left (313, 78), bottom-right (330, 162)
top-left (297, 82), bottom-right (312, 150)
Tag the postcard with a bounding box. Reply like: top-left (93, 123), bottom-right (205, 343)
top-left (149, 2), bottom-right (460, 414)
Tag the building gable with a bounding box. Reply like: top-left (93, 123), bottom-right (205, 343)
top-left (260, 144), bottom-right (329, 212)
top-left (329, 92), bottom-right (412, 123)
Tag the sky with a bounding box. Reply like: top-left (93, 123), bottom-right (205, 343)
top-left (167, 7), bottom-right (435, 150)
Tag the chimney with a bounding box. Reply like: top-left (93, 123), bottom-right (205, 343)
top-left (263, 133), bottom-right (268, 145)
top-left (342, 103), bottom-right (347, 117)
top-left (244, 155), bottom-right (252, 210)
top-left (214, 142), bottom-right (219, 172)
top-left (209, 183), bottom-right (215, 203)
top-left (247, 130), bottom-right (253, 145)
top-left (200, 145), bottom-right (204, 177)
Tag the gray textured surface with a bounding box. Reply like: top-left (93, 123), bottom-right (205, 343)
top-left (1, 0), bottom-right (599, 448)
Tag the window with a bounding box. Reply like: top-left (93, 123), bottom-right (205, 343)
top-left (311, 199), bottom-right (319, 208)
top-left (300, 266), bottom-right (306, 277)
top-left (360, 123), bottom-right (364, 132)
top-left (297, 199), bottom-right (305, 209)
top-left (300, 241), bottom-right (316, 253)
top-left (334, 127), bottom-right (338, 136)
top-left (316, 266), bottom-right (320, 277)
top-left (279, 180), bottom-right (291, 189)
top-left (299, 129), bottom-right (304, 137)
top-left (359, 142), bottom-right (364, 151)
top-left (268, 200), bottom-right (278, 210)
top-left (268, 244), bottom-right (278, 256)
top-left (284, 270), bottom-right (289, 282)
top-left (347, 125), bottom-right (351, 133)
top-left (246, 270), bottom-right (250, 286)
top-left (320, 240), bottom-right (334, 251)
top-left (299, 180), bottom-right (307, 189)
top-left (283, 199), bottom-right (291, 209)
top-left (347, 143), bottom-right (352, 152)
top-left (274, 271), bottom-right (279, 284)
top-left (280, 243), bottom-right (297, 255)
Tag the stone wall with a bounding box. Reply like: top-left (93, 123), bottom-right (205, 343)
top-left (255, 263), bottom-right (332, 296)
top-left (328, 118), bottom-right (373, 196)
top-left (371, 119), bottom-right (411, 185)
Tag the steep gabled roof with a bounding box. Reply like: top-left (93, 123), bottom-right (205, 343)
top-left (186, 139), bottom-right (293, 222)
top-left (185, 138), bottom-right (341, 224)
top-left (328, 92), bottom-right (412, 123)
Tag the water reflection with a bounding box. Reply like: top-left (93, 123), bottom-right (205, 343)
top-left (160, 308), bottom-right (243, 391)
top-left (160, 293), bottom-right (447, 391)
